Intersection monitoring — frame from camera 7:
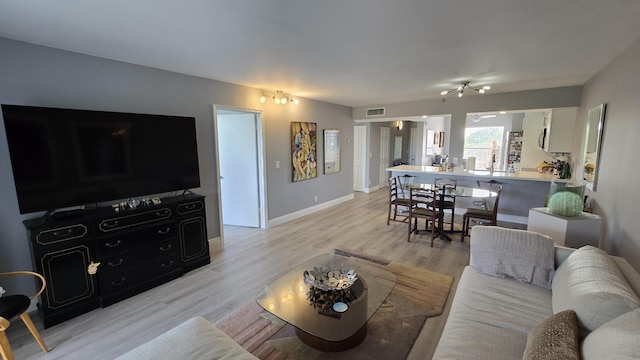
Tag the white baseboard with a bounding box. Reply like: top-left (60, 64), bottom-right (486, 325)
top-left (364, 184), bottom-right (382, 193)
top-left (208, 236), bottom-right (222, 248)
top-left (268, 194), bottom-right (355, 227)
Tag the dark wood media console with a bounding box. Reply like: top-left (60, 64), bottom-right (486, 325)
top-left (23, 193), bottom-right (209, 328)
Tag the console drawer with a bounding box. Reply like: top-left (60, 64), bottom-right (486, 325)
top-left (96, 220), bottom-right (176, 257)
top-left (176, 200), bottom-right (204, 215)
top-left (100, 237), bottom-right (179, 273)
top-left (33, 223), bottom-right (89, 246)
top-left (98, 252), bottom-right (181, 294)
top-left (98, 207), bottom-right (172, 233)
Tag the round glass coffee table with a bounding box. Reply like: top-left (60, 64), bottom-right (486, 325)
top-left (255, 254), bottom-right (397, 351)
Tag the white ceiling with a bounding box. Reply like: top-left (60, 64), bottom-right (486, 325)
top-left (1, 0), bottom-right (640, 107)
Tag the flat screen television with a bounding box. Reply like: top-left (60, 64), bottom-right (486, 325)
top-left (1, 104), bottom-right (201, 214)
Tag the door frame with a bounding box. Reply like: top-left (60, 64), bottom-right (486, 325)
top-left (212, 105), bottom-right (268, 244)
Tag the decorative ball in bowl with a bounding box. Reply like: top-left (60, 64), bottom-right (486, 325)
top-left (303, 267), bottom-right (358, 291)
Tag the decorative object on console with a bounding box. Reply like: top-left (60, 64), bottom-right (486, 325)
top-left (126, 198), bottom-right (140, 209)
top-left (87, 261), bottom-right (100, 275)
top-left (547, 181), bottom-right (585, 217)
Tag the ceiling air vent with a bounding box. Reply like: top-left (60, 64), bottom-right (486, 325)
top-left (366, 107), bottom-right (385, 117)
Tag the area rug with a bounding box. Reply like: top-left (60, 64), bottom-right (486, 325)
top-left (215, 248), bottom-right (454, 360)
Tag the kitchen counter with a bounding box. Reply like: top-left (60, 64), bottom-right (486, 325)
top-left (386, 165), bottom-right (575, 224)
top-left (386, 165), bottom-right (569, 183)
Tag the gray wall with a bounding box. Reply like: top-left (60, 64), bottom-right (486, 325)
top-left (576, 37), bottom-right (640, 271)
top-left (353, 87), bottom-right (583, 165)
top-left (0, 37), bottom-right (353, 293)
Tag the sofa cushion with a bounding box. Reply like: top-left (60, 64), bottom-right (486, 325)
top-left (581, 308), bottom-right (640, 360)
top-left (552, 246), bottom-right (640, 334)
top-left (522, 310), bottom-right (580, 360)
top-left (115, 316), bottom-right (257, 360)
top-left (432, 266), bottom-right (553, 360)
top-left (470, 226), bottom-right (556, 289)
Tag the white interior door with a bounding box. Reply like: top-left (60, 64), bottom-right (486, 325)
top-left (379, 127), bottom-right (390, 185)
top-left (353, 125), bottom-right (366, 191)
top-left (217, 112), bottom-right (260, 227)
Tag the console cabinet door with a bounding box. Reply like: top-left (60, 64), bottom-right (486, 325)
top-left (40, 245), bottom-right (98, 311)
top-left (25, 219), bottom-right (100, 328)
top-left (178, 216), bottom-right (210, 272)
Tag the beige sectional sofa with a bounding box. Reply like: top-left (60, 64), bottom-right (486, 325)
top-left (433, 226), bottom-right (640, 359)
top-left (115, 316), bottom-right (257, 360)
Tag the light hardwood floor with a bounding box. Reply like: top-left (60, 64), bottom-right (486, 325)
top-left (9, 188), bottom-right (504, 360)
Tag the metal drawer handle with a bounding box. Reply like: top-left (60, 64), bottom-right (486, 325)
top-left (108, 259), bottom-right (124, 267)
top-left (53, 229), bottom-right (72, 237)
top-left (159, 244), bottom-right (172, 251)
top-left (157, 227), bottom-right (171, 235)
top-left (105, 240), bottom-right (122, 248)
top-left (185, 204), bottom-right (197, 210)
top-left (103, 220), bottom-right (120, 228)
top-left (161, 261), bottom-right (174, 268)
top-left (111, 277), bottom-right (126, 286)
top-left (156, 210), bottom-right (169, 217)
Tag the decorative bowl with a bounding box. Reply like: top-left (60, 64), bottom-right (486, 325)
top-left (303, 267), bottom-right (357, 291)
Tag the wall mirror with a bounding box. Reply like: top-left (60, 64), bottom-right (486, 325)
top-left (394, 135), bottom-right (403, 159)
top-left (584, 104), bottom-right (606, 190)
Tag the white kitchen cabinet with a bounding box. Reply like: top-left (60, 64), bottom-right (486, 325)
top-left (543, 107), bottom-right (578, 153)
top-left (527, 207), bottom-right (601, 248)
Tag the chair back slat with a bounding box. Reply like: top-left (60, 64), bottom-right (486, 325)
top-left (388, 176), bottom-right (403, 201)
top-left (409, 187), bottom-right (438, 213)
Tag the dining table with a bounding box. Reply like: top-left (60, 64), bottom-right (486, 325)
top-left (408, 183), bottom-right (497, 242)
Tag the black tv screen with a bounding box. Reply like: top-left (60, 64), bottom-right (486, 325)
top-left (2, 104), bottom-right (201, 214)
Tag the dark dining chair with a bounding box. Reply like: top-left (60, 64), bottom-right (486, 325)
top-left (434, 178), bottom-right (457, 231)
top-left (0, 271), bottom-right (49, 360)
top-left (408, 187), bottom-right (444, 247)
top-left (387, 177), bottom-right (412, 225)
top-left (461, 181), bottom-right (503, 242)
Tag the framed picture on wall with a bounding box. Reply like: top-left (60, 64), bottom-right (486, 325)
top-left (439, 132), bottom-right (445, 147)
top-left (323, 129), bottom-right (340, 174)
top-left (291, 122), bottom-right (317, 182)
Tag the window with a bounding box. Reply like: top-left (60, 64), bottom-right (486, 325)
top-left (463, 126), bottom-right (504, 170)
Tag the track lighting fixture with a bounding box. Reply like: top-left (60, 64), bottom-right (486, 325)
top-left (440, 81), bottom-right (491, 97)
top-left (259, 90), bottom-right (299, 105)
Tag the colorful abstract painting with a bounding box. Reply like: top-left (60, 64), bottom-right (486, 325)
top-left (291, 122), bottom-right (317, 182)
